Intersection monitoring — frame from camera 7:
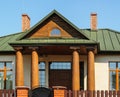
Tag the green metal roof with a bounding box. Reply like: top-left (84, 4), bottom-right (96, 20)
top-left (83, 29), bottom-right (120, 51)
top-left (0, 32), bottom-right (23, 51)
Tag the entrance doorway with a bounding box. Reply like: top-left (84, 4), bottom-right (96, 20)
top-left (49, 62), bottom-right (84, 90)
top-left (49, 62), bottom-right (72, 89)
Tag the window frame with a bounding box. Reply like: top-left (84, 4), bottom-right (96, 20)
top-left (38, 62), bottom-right (46, 87)
top-left (109, 61), bottom-right (120, 90)
top-left (0, 61), bottom-right (13, 89)
top-left (49, 61), bottom-right (71, 70)
top-left (50, 28), bottom-right (61, 37)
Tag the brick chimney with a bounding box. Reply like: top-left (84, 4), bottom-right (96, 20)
top-left (22, 14), bottom-right (30, 32)
top-left (91, 13), bottom-right (97, 30)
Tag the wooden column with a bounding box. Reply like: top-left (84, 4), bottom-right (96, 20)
top-left (72, 50), bottom-right (80, 91)
top-left (87, 48), bottom-right (95, 90)
top-left (31, 50), bottom-right (39, 89)
top-left (116, 67), bottom-right (119, 91)
top-left (16, 50), bottom-right (24, 86)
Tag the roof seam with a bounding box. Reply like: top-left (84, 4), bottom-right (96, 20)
top-left (108, 30), bottom-right (115, 50)
top-left (96, 31), bottom-right (98, 42)
top-left (116, 33), bottom-right (120, 46)
top-left (0, 37), bottom-right (12, 48)
top-left (102, 30), bottom-right (107, 50)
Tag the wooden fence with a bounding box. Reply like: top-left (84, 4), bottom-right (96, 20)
top-left (65, 90), bottom-right (120, 97)
top-left (0, 90), bottom-right (14, 97)
top-left (1, 89), bottom-right (120, 97)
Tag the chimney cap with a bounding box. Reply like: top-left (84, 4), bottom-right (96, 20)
top-left (22, 14), bottom-right (30, 20)
top-left (91, 13), bottom-right (97, 16)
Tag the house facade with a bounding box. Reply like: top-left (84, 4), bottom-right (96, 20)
top-left (0, 10), bottom-right (120, 91)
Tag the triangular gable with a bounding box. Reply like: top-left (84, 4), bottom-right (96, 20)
top-left (18, 10), bottom-right (90, 40)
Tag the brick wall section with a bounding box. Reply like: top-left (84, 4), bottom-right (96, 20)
top-left (16, 87), bottom-right (29, 97)
top-left (54, 90), bottom-right (65, 97)
top-left (22, 14), bottom-right (30, 32)
top-left (53, 86), bottom-right (66, 97)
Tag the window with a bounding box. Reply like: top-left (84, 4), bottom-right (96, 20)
top-left (39, 62), bottom-right (46, 87)
top-left (50, 28), bottom-right (61, 36)
top-left (50, 62), bottom-right (71, 70)
top-left (0, 62), bottom-right (13, 89)
top-left (109, 62), bottom-right (120, 90)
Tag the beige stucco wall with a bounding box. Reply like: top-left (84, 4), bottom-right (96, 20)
top-left (95, 55), bottom-right (109, 90)
top-left (95, 55), bottom-right (120, 90)
top-left (23, 55), bottom-right (31, 88)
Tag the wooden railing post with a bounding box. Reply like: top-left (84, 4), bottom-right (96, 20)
top-left (0, 90), bottom-right (14, 97)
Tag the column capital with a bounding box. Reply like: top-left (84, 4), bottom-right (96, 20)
top-left (70, 46), bottom-right (80, 50)
top-left (86, 46), bottom-right (95, 52)
top-left (70, 46), bottom-right (80, 53)
top-left (28, 46), bottom-right (39, 51)
top-left (14, 47), bottom-right (23, 51)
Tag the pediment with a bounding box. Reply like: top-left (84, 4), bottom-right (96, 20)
top-left (30, 20), bottom-right (73, 38)
top-left (20, 10), bottom-right (89, 40)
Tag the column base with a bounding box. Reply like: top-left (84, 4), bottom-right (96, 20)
top-left (16, 86), bottom-right (29, 97)
top-left (52, 86), bottom-right (67, 97)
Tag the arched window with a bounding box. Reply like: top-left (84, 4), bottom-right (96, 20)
top-left (50, 28), bottom-right (61, 36)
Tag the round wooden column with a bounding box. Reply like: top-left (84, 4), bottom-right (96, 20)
top-left (72, 50), bottom-right (80, 91)
top-left (87, 49), bottom-right (95, 90)
top-left (16, 50), bottom-right (24, 86)
top-left (31, 50), bottom-right (39, 89)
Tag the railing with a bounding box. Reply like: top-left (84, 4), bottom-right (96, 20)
top-left (1, 89), bottom-right (120, 97)
top-left (0, 90), bottom-right (14, 97)
top-left (65, 90), bottom-right (120, 97)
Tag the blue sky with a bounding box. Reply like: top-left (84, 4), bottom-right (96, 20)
top-left (0, 1), bottom-right (120, 36)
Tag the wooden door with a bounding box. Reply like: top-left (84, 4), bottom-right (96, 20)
top-left (49, 62), bottom-right (72, 90)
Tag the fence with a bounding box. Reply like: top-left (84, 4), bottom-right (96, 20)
top-left (65, 90), bottom-right (120, 97)
top-left (1, 89), bottom-right (120, 97)
top-left (0, 90), bottom-right (14, 97)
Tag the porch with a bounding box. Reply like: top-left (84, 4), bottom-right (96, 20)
top-left (14, 45), bottom-right (97, 91)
